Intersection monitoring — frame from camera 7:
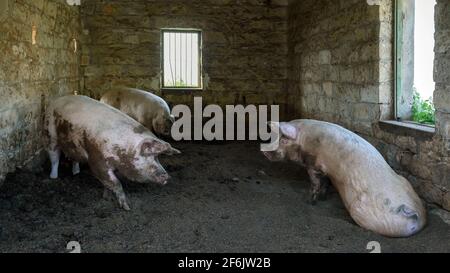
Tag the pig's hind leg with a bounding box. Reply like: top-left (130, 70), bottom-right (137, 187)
top-left (48, 145), bottom-right (61, 180)
top-left (307, 168), bottom-right (327, 205)
top-left (46, 114), bottom-right (61, 179)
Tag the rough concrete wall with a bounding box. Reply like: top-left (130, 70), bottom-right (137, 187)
top-left (80, 0), bottom-right (289, 113)
top-left (288, 0), bottom-right (449, 210)
top-left (0, 0), bottom-right (80, 183)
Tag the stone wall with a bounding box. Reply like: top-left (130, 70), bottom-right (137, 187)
top-left (0, 0), bottom-right (80, 183)
top-left (80, 0), bottom-right (289, 113)
top-left (288, 0), bottom-right (390, 131)
top-left (288, 0), bottom-right (449, 210)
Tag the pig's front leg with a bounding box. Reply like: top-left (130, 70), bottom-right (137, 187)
top-left (101, 169), bottom-right (131, 211)
top-left (89, 160), bottom-right (131, 210)
top-left (307, 168), bottom-right (324, 205)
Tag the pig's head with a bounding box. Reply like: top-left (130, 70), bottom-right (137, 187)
top-left (263, 122), bottom-right (302, 162)
top-left (153, 114), bottom-right (175, 137)
top-left (127, 138), bottom-right (180, 185)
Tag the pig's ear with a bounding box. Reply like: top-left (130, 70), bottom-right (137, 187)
top-left (139, 140), bottom-right (165, 156)
top-left (279, 122), bottom-right (298, 140)
top-left (139, 139), bottom-right (180, 156)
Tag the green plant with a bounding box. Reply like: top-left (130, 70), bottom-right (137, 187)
top-left (411, 89), bottom-right (435, 125)
top-left (173, 79), bottom-right (189, 87)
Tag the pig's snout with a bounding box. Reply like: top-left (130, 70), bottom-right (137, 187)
top-left (398, 205), bottom-right (423, 237)
top-left (155, 170), bottom-right (170, 185)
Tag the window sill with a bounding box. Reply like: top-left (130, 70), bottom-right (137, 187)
top-left (161, 88), bottom-right (203, 95)
top-left (379, 120), bottom-right (435, 140)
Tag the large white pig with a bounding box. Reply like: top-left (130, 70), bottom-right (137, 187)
top-left (100, 87), bottom-right (174, 136)
top-left (45, 95), bottom-right (180, 210)
top-left (263, 120), bottom-right (426, 237)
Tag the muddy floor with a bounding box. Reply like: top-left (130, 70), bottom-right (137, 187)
top-left (0, 142), bottom-right (449, 253)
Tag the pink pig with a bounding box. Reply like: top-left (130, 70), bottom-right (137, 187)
top-left (263, 120), bottom-right (426, 237)
top-left (100, 87), bottom-right (174, 136)
top-left (45, 95), bottom-right (180, 210)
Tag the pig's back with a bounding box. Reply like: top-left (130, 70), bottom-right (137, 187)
top-left (102, 87), bottom-right (170, 115)
top-left (296, 120), bottom-right (388, 173)
top-left (51, 95), bottom-right (152, 142)
top-left (298, 120), bottom-right (405, 192)
top-left (128, 88), bottom-right (170, 113)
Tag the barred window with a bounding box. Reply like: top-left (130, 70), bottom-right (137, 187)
top-left (161, 29), bottom-right (202, 89)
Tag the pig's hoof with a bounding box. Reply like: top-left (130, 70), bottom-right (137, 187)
top-left (121, 202), bottom-right (131, 211)
top-left (310, 194), bottom-right (318, 205)
top-left (117, 194), bottom-right (131, 211)
top-left (119, 199), bottom-right (131, 211)
top-left (72, 164), bottom-right (80, 176)
top-left (50, 173), bottom-right (58, 180)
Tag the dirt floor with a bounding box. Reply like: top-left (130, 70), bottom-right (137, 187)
top-left (0, 142), bottom-right (449, 253)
